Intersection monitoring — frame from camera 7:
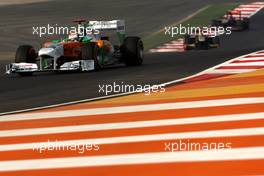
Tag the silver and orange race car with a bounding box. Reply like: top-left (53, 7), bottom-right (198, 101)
top-left (6, 19), bottom-right (144, 76)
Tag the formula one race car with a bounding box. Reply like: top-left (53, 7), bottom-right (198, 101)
top-left (6, 19), bottom-right (144, 76)
top-left (211, 10), bottom-right (250, 31)
top-left (184, 30), bottom-right (220, 50)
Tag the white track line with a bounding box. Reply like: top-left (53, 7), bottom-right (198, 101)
top-left (223, 62), bottom-right (264, 66)
top-left (253, 2), bottom-right (264, 4)
top-left (1, 98), bottom-right (264, 122)
top-left (239, 5), bottom-right (264, 8)
top-left (1, 112), bottom-right (264, 137)
top-left (237, 7), bottom-right (260, 10)
top-left (170, 41), bottom-right (184, 44)
top-left (234, 11), bottom-right (254, 14)
top-left (238, 59), bottom-right (264, 62)
top-left (149, 49), bottom-right (184, 52)
top-left (206, 69), bottom-right (257, 74)
top-left (0, 147), bottom-right (263, 172)
top-left (235, 59), bottom-right (264, 62)
top-left (238, 57), bottom-right (264, 61)
top-left (228, 14), bottom-right (251, 18)
top-left (0, 127), bottom-right (263, 152)
top-left (251, 52), bottom-right (264, 55)
top-left (163, 43), bottom-right (184, 46)
top-left (157, 46), bottom-right (184, 49)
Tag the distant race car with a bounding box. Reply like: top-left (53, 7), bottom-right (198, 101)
top-left (184, 28), bottom-right (220, 50)
top-left (211, 10), bottom-right (250, 31)
top-left (6, 19), bottom-right (144, 76)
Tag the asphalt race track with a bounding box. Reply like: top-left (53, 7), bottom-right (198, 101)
top-left (0, 0), bottom-right (250, 53)
top-left (0, 0), bottom-right (262, 113)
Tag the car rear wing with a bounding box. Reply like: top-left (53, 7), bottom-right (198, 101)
top-left (89, 20), bottom-right (125, 33)
top-left (89, 20), bottom-right (126, 43)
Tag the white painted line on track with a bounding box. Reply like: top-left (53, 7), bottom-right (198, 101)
top-left (0, 127), bottom-right (264, 152)
top-left (1, 98), bottom-right (264, 122)
top-left (222, 62), bottom-right (264, 66)
top-left (206, 69), bottom-right (257, 74)
top-left (1, 112), bottom-right (264, 137)
top-left (0, 147), bottom-right (263, 171)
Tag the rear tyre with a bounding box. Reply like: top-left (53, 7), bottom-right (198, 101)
top-left (210, 36), bottom-right (220, 48)
top-left (15, 45), bottom-right (37, 76)
top-left (121, 37), bottom-right (143, 66)
top-left (81, 43), bottom-right (101, 70)
top-left (211, 19), bottom-right (222, 27)
top-left (243, 18), bottom-right (250, 30)
top-left (184, 34), bottom-right (196, 50)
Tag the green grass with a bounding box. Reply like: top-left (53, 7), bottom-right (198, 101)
top-left (143, 4), bottom-right (238, 50)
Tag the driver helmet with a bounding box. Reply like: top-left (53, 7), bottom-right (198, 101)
top-left (68, 32), bottom-right (78, 40)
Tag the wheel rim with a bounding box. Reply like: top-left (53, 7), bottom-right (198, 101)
top-left (139, 48), bottom-right (143, 59)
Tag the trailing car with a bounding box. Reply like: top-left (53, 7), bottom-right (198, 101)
top-left (211, 10), bottom-right (250, 31)
top-left (184, 29), bottom-right (220, 50)
top-left (6, 19), bottom-right (144, 76)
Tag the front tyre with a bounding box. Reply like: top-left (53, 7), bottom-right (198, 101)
top-left (122, 37), bottom-right (143, 66)
top-left (81, 43), bottom-right (101, 70)
top-left (15, 45), bottom-right (37, 63)
top-left (243, 18), bottom-right (250, 30)
top-left (15, 45), bottom-right (37, 76)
